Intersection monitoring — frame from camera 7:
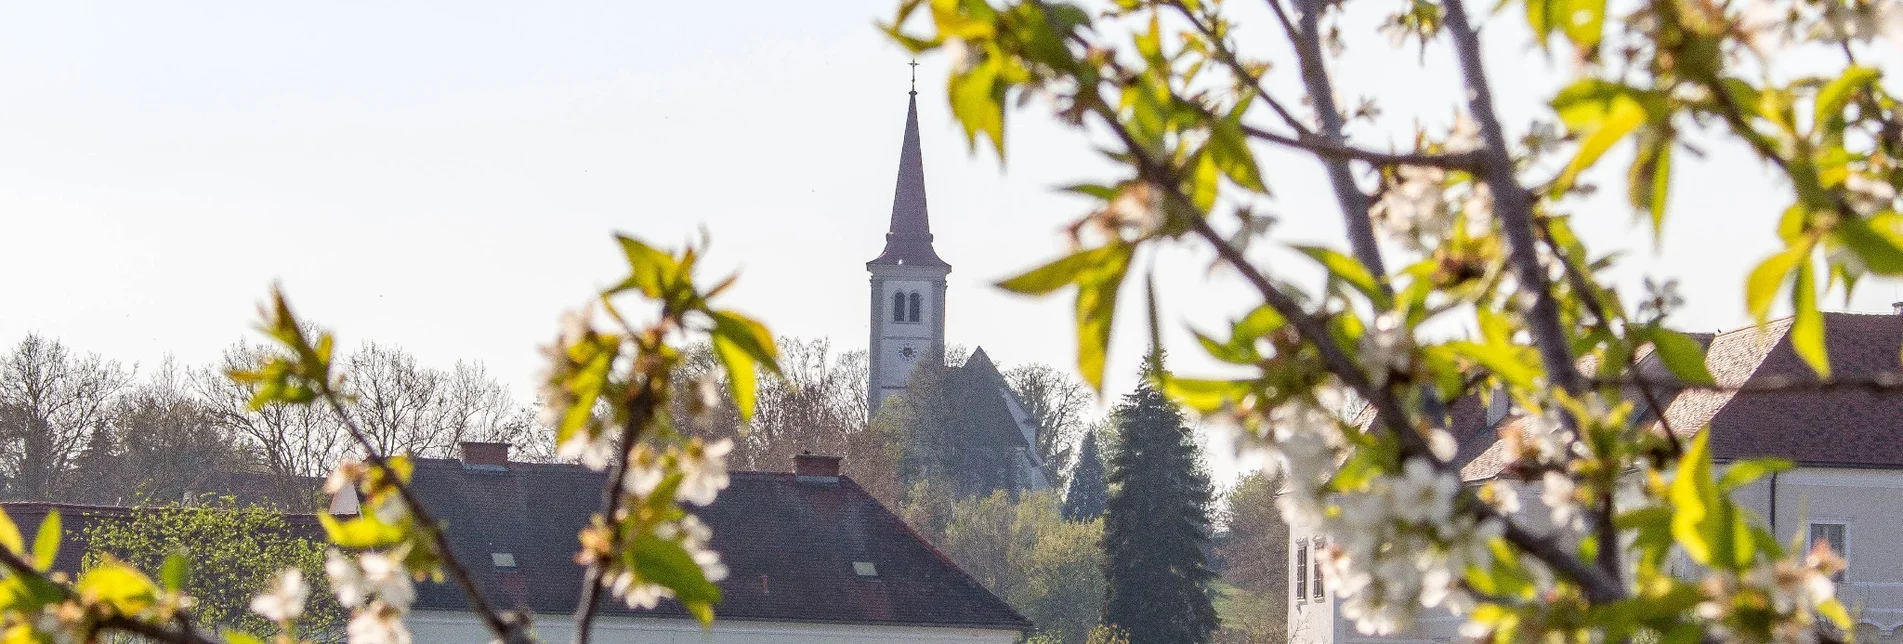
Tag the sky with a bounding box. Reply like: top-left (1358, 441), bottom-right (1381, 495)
top-left (1, 2), bottom-right (1894, 484)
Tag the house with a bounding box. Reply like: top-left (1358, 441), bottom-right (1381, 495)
top-left (7, 445), bottom-right (1027, 643)
top-left (1291, 311), bottom-right (1903, 644)
top-left (397, 444), bottom-right (1030, 643)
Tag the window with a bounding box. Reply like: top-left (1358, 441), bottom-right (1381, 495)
top-left (1810, 523), bottom-right (1848, 581)
top-left (1294, 539), bottom-right (1309, 601)
top-left (1312, 537), bottom-right (1326, 600)
top-left (907, 292), bottom-right (922, 322)
top-left (892, 292), bottom-right (906, 322)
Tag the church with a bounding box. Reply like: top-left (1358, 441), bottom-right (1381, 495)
top-left (862, 79), bottom-right (1051, 497)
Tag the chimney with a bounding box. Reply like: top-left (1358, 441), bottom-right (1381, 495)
top-left (793, 452), bottom-right (842, 483)
top-left (1892, 301), bottom-right (1902, 315)
top-left (461, 442), bottom-right (510, 470)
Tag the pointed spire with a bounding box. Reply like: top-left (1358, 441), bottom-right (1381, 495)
top-left (869, 76), bottom-right (949, 268)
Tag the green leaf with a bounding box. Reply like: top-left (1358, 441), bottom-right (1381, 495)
top-left (630, 536), bottom-right (722, 624)
top-left (710, 312), bottom-right (779, 422)
top-left (1074, 244), bottom-right (1135, 391)
top-left (949, 57), bottom-right (1007, 158)
top-left (318, 514), bottom-right (405, 549)
top-left (225, 633), bottom-right (268, 644)
top-left (1791, 258), bottom-right (1830, 378)
top-left (1560, 0), bottom-right (1606, 50)
top-left (1670, 431), bottom-right (1722, 566)
top-left (1817, 598), bottom-right (1855, 629)
top-left (1644, 328), bottom-right (1715, 386)
top-left (0, 509), bottom-right (23, 557)
top-left (1813, 66), bottom-right (1880, 134)
top-left (1189, 151), bottom-right (1221, 212)
top-left (160, 553), bottom-right (189, 592)
top-left (1551, 81), bottom-right (1649, 195)
top-left (1835, 212), bottom-right (1903, 274)
top-left (1207, 115), bottom-right (1265, 192)
top-left (612, 235), bottom-right (678, 298)
top-left (998, 247), bottom-right (1102, 295)
top-left (1718, 457), bottom-right (1793, 492)
top-left (1525, 0), bottom-right (1560, 45)
top-left (998, 244), bottom-right (1135, 390)
top-left (1628, 130), bottom-right (1673, 239)
top-left (30, 512), bottom-right (57, 572)
top-left (1162, 378), bottom-right (1254, 413)
top-left (1746, 241), bottom-right (1810, 322)
top-left (75, 561), bottom-right (157, 614)
top-left (1296, 246), bottom-right (1387, 306)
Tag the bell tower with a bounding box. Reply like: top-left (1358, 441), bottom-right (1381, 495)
top-left (867, 73), bottom-right (950, 416)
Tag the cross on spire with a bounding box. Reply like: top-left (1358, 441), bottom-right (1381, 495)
top-left (909, 59), bottom-right (919, 95)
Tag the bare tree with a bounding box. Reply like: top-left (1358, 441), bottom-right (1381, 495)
top-left (0, 334), bottom-right (130, 500)
top-left (342, 342), bottom-right (448, 457)
top-left (1004, 363), bottom-right (1094, 489)
top-left (197, 340), bottom-right (347, 506)
top-left (110, 359), bottom-right (253, 505)
top-left (440, 362), bottom-right (547, 461)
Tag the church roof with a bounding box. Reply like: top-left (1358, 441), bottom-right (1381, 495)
top-left (867, 91), bottom-right (949, 268)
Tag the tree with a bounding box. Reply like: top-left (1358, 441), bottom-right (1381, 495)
top-left (886, 0), bottom-right (1891, 638)
top-left (1005, 363), bottom-right (1094, 488)
top-left (81, 496), bottom-right (343, 638)
top-left (108, 360), bottom-right (256, 505)
top-left (1062, 430), bottom-right (1107, 521)
top-left (199, 340), bottom-right (348, 508)
top-left (937, 490), bottom-right (1107, 644)
top-left (0, 335), bottom-right (130, 500)
top-left (1214, 470), bottom-right (1288, 644)
top-left (1101, 373), bottom-right (1218, 644)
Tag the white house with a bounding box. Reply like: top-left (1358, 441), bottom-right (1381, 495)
top-left (1292, 312), bottom-right (1903, 644)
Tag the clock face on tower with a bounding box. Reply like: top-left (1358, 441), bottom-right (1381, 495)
top-left (899, 346), bottom-right (917, 360)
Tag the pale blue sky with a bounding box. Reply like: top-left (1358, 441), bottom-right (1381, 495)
top-left (1, 2), bottom-right (1889, 482)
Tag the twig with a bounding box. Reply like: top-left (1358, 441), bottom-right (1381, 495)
top-left (0, 543), bottom-right (219, 644)
top-left (1283, 0), bottom-right (1387, 279)
top-left (1441, 0), bottom-right (1586, 399)
top-left (1161, 0), bottom-right (1312, 137)
top-left (572, 385), bottom-right (660, 644)
top-left (316, 393), bottom-right (528, 644)
top-left (1240, 123), bottom-right (1484, 169)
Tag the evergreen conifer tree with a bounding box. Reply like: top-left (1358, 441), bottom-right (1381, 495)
top-left (1101, 370), bottom-right (1217, 644)
top-left (1062, 430), bottom-right (1107, 521)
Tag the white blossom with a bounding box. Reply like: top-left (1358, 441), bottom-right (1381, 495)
top-left (1446, 115), bottom-right (1483, 153)
top-left (676, 438), bottom-right (734, 506)
top-left (621, 446), bottom-right (666, 496)
top-left (1541, 470), bottom-right (1584, 532)
top-left (347, 606), bottom-right (412, 644)
top-left (1359, 313), bottom-right (1415, 386)
top-left (1372, 165), bottom-right (1450, 249)
top-left (358, 551), bottom-right (416, 610)
top-left (249, 569), bottom-right (309, 622)
top-left (559, 429), bottom-right (618, 471)
top-left (327, 550), bottom-right (368, 609)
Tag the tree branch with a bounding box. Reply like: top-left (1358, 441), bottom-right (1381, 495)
top-left (316, 393), bottom-right (530, 644)
top-left (1283, 0), bottom-right (1388, 280)
top-left (572, 385), bottom-right (660, 644)
top-left (1440, 0), bottom-right (1586, 397)
top-left (1241, 123), bottom-right (1485, 169)
top-left (0, 544), bottom-right (219, 644)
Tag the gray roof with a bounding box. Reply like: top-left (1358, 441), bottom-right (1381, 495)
top-left (867, 91), bottom-right (949, 268)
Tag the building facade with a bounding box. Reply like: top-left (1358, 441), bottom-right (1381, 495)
top-left (1291, 312), bottom-right (1903, 644)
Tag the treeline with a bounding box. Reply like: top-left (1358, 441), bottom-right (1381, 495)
top-left (0, 334), bottom-right (546, 509)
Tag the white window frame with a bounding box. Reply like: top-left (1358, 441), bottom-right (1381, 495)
top-left (1808, 521), bottom-right (1850, 581)
top-left (1294, 538), bottom-right (1309, 603)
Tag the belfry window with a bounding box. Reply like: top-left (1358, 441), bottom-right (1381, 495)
top-left (892, 292), bottom-right (906, 322)
top-left (908, 292), bottom-right (922, 322)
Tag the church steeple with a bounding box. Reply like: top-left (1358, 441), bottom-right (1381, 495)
top-left (867, 85), bottom-right (948, 268)
top-left (867, 71), bottom-right (952, 416)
